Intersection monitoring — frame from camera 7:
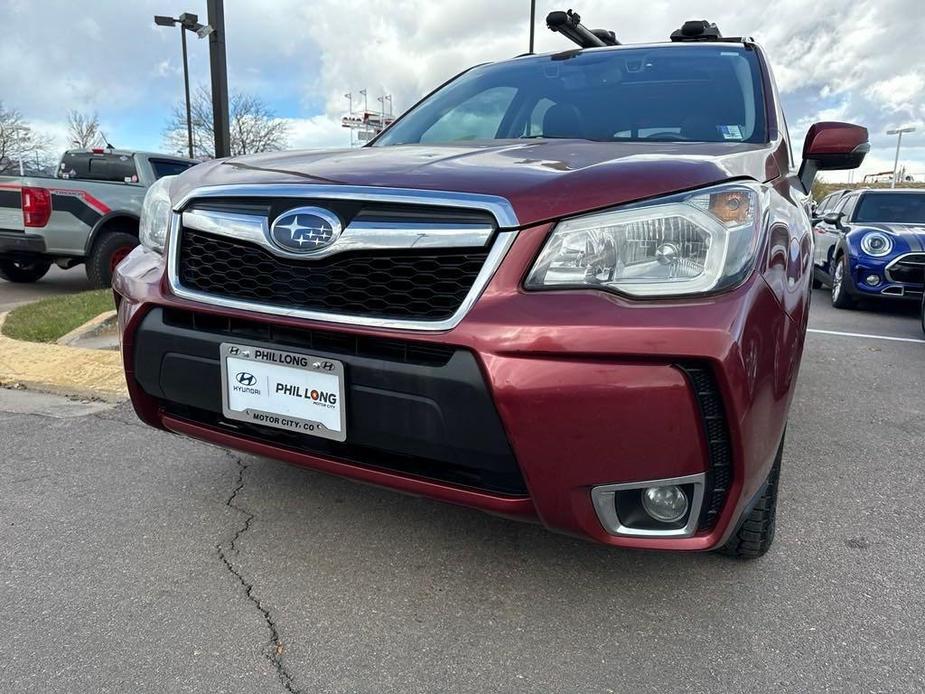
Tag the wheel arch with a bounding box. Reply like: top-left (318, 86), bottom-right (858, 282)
top-left (84, 212), bottom-right (140, 254)
top-left (830, 238), bottom-right (850, 270)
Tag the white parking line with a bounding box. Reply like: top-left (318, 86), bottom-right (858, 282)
top-left (808, 328), bottom-right (925, 344)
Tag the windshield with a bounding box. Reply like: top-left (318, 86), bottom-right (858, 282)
top-left (376, 46), bottom-right (767, 146)
top-left (853, 193), bottom-right (925, 224)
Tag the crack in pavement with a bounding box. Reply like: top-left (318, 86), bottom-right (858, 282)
top-left (217, 451), bottom-right (302, 694)
top-left (90, 411), bottom-right (151, 431)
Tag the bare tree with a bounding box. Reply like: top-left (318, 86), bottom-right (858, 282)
top-left (67, 110), bottom-right (105, 149)
top-left (0, 102), bottom-right (55, 175)
top-left (163, 85), bottom-right (289, 159)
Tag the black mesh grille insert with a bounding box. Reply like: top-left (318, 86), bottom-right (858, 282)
top-left (162, 308), bottom-right (456, 367)
top-left (887, 254), bottom-right (925, 285)
top-left (676, 364), bottom-right (733, 532)
top-left (177, 228), bottom-right (489, 321)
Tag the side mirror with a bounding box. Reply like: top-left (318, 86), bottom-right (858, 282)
top-left (822, 211), bottom-right (844, 227)
top-left (799, 121), bottom-right (869, 192)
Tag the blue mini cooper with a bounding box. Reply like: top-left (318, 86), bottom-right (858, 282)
top-left (813, 189), bottom-right (925, 308)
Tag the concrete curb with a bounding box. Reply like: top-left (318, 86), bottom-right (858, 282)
top-left (0, 312), bottom-right (128, 402)
top-left (56, 309), bottom-right (117, 347)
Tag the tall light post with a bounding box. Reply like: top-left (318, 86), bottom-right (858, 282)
top-left (529, 0), bottom-right (536, 53)
top-left (206, 0), bottom-right (230, 159)
top-left (887, 126), bottom-right (916, 188)
top-left (154, 12), bottom-right (214, 158)
top-left (344, 92), bottom-right (354, 147)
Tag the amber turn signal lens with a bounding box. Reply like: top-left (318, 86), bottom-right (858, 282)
top-left (708, 191), bottom-right (752, 225)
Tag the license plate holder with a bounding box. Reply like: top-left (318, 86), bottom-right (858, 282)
top-left (220, 343), bottom-right (346, 442)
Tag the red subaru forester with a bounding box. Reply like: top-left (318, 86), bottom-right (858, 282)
top-left (115, 18), bottom-right (868, 557)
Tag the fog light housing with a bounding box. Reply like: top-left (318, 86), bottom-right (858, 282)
top-left (641, 485), bottom-right (689, 523)
top-left (865, 274), bottom-right (881, 286)
top-left (590, 473), bottom-right (705, 538)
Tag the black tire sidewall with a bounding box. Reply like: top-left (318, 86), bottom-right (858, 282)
top-left (86, 232), bottom-right (138, 288)
top-left (831, 255), bottom-right (855, 309)
top-left (0, 258), bottom-right (52, 283)
top-left (921, 297), bottom-right (925, 336)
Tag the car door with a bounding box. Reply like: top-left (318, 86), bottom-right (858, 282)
top-left (812, 194), bottom-right (835, 268)
top-left (815, 194), bottom-right (852, 273)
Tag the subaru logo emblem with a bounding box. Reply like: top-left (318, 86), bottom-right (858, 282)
top-left (269, 206), bottom-right (342, 254)
top-left (235, 372), bottom-right (257, 386)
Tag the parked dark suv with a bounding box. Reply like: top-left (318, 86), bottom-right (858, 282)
top-left (115, 16), bottom-right (868, 557)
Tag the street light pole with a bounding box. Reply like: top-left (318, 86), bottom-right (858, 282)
top-left (206, 0), bottom-right (231, 159)
top-left (155, 12), bottom-right (213, 159)
top-left (887, 126), bottom-right (916, 188)
top-left (529, 0), bottom-right (536, 53)
top-left (180, 27), bottom-right (193, 158)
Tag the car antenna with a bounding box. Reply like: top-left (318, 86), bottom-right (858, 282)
top-left (99, 130), bottom-right (115, 150)
top-left (546, 9), bottom-right (620, 49)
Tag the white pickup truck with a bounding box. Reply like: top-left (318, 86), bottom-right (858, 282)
top-left (0, 148), bottom-right (197, 287)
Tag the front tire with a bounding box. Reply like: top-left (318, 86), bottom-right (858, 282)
top-left (920, 295), bottom-right (925, 336)
top-left (717, 435), bottom-right (783, 560)
top-left (86, 232), bottom-right (138, 288)
top-left (0, 258), bottom-right (52, 283)
top-left (830, 255), bottom-right (856, 309)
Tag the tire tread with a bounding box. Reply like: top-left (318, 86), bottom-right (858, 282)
top-left (717, 441), bottom-right (782, 560)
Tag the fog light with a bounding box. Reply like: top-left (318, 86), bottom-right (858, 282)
top-left (641, 485), bottom-right (689, 523)
top-left (865, 274), bottom-right (881, 286)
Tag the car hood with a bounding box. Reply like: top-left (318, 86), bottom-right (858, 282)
top-left (172, 140), bottom-right (783, 227)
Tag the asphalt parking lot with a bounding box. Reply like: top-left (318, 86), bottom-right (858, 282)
top-left (1, 289), bottom-right (924, 693)
top-left (0, 267), bottom-right (93, 312)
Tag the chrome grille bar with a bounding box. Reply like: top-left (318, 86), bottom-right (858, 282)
top-left (182, 209), bottom-right (494, 261)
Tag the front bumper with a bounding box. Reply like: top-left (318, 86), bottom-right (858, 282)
top-left (847, 254), bottom-right (924, 301)
top-left (114, 224), bottom-right (800, 551)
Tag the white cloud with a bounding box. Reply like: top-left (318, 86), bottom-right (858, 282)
top-left (868, 73), bottom-right (925, 113)
top-left (284, 116), bottom-right (350, 151)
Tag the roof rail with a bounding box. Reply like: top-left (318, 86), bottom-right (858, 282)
top-left (546, 9), bottom-right (619, 49)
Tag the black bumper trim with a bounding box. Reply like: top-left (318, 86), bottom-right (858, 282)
top-left (676, 363), bottom-right (733, 532)
top-left (0, 232), bottom-right (46, 255)
top-left (134, 308), bottom-right (527, 495)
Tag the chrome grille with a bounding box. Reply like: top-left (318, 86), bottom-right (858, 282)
top-left (166, 185), bottom-right (519, 331)
top-left (886, 253), bottom-right (925, 285)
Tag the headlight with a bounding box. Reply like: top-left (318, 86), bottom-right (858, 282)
top-left (525, 182), bottom-right (767, 297)
top-left (860, 231), bottom-right (892, 257)
top-left (138, 175), bottom-right (174, 255)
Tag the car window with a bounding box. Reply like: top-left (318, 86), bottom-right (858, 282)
top-left (526, 98), bottom-right (556, 137)
top-left (816, 195), bottom-right (834, 213)
top-left (853, 192), bottom-right (925, 224)
top-left (59, 152), bottom-right (137, 182)
top-left (418, 87), bottom-right (517, 143)
top-left (377, 45), bottom-right (768, 145)
top-left (839, 195), bottom-right (858, 220)
top-left (149, 159), bottom-right (196, 179)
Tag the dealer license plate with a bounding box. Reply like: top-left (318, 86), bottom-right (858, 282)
top-left (220, 343), bottom-right (346, 442)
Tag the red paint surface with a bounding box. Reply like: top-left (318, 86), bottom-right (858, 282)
top-left (802, 121), bottom-right (869, 158)
top-left (115, 181), bottom-right (807, 551)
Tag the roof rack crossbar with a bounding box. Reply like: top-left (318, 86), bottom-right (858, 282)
top-left (546, 9), bottom-right (619, 49)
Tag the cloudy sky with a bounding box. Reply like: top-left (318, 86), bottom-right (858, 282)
top-left (1, 0), bottom-right (922, 181)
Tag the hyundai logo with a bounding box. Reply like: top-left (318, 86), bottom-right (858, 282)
top-left (235, 372), bottom-right (257, 386)
top-left (269, 206), bottom-right (342, 254)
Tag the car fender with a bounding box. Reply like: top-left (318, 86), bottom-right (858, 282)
top-left (84, 211), bottom-right (140, 254)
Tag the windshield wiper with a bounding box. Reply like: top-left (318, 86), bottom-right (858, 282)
top-left (517, 135), bottom-right (594, 141)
